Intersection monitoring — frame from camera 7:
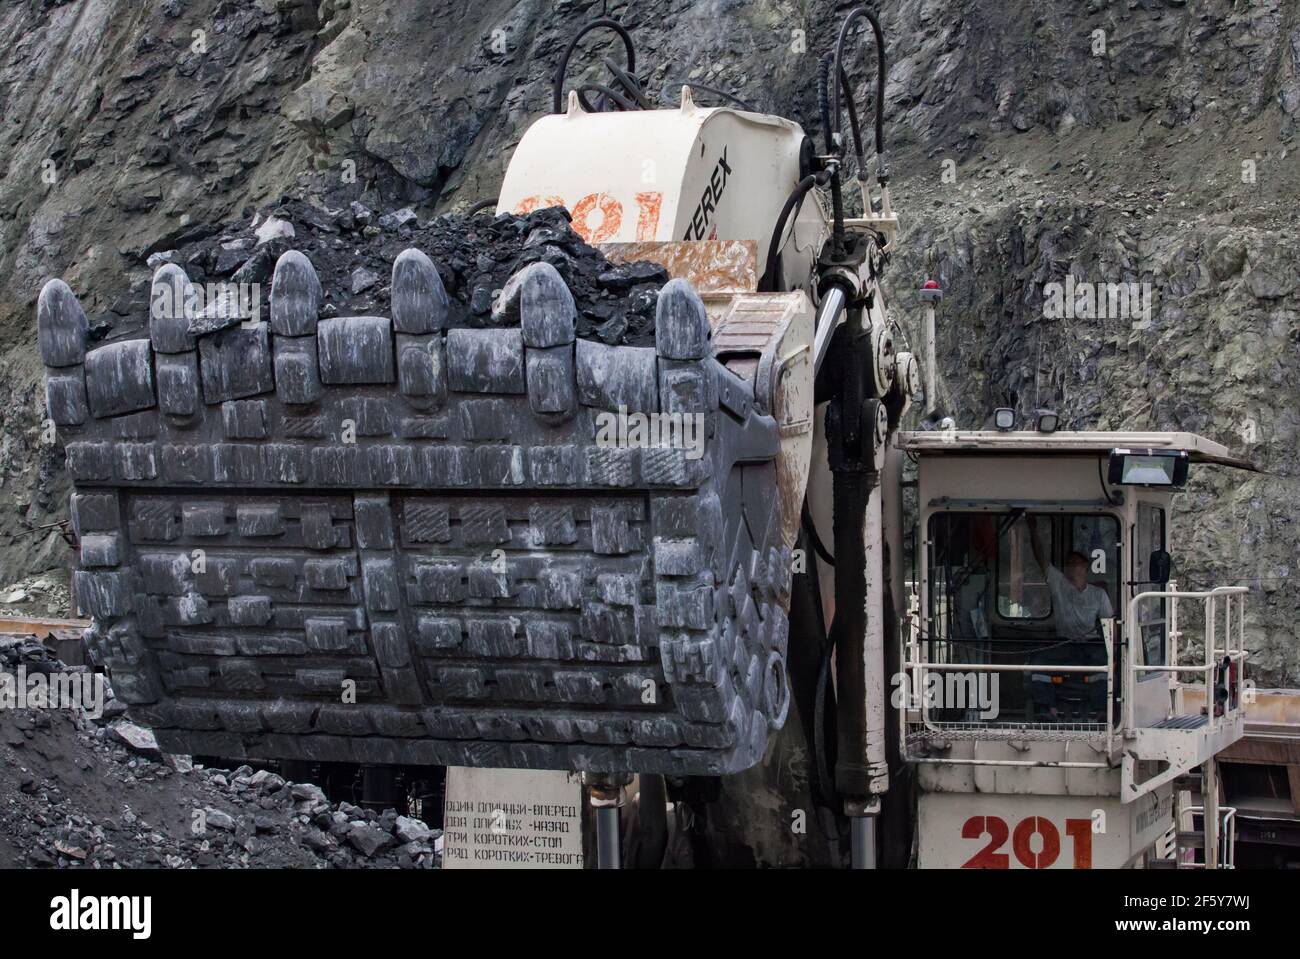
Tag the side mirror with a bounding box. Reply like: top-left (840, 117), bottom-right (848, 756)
top-left (1149, 549), bottom-right (1171, 585)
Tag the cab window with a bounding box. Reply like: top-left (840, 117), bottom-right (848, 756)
top-left (930, 511), bottom-right (1121, 636)
top-left (1134, 504), bottom-right (1168, 665)
top-left (927, 511), bottom-right (1121, 722)
top-left (997, 518), bottom-right (1050, 619)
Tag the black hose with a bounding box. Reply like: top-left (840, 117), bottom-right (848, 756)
top-left (832, 7), bottom-right (887, 165)
top-left (839, 67), bottom-right (866, 177)
top-left (816, 54), bottom-right (845, 253)
top-left (466, 198), bottom-right (498, 216)
top-left (601, 57), bottom-right (652, 108)
top-left (552, 18), bottom-right (637, 114)
top-left (760, 173), bottom-right (821, 292)
top-left (660, 80), bottom-right (757, 113)
top-left (802, 498), bottom-right (835, 567)
top-left (821, 57), bottom-right (865, 170)
top-left (829, 165), bottom-right (846, 257)
top-left (577, 82), bottom-right (641, 113)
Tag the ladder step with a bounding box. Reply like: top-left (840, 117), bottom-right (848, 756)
top-left (1176, 831), bottom-right (1205, 849)
top-left (1147, 858), bottom-right (1179, 870)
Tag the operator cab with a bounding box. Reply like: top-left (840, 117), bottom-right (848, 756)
top-left (897, 432), bottom-right (1254, 860)
top-left (901, 430), bottom-right (1252, 730)
top-left (897, 430), bottom-right (1255, 867)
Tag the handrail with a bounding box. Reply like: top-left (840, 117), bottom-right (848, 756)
top-left (907, 662), bottom-right (1105, 673)
top-left (1186, 805), bottom-right (1238, 869)
top-left (901, 585), bottom-right (1248, 771)
top-left (905, 659), bottom-right (1111, 740)
top-left (903, 626), bottom-right (1116, 756)
top-left (1125, 587), bottom-right (1248, 735)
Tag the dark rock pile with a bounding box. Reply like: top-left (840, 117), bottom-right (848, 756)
top-left (0, 636), bottom-right (440, 870)
top-left (137, 202), bottom-right (668, 348)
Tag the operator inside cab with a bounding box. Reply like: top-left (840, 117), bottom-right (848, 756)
top-left (1028, 515), bottom-right (1113, 719)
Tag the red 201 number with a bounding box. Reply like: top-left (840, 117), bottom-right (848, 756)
top-left (512, 191), bottom-right (663, 243)
top-left (961, 815), bottom-right (1093, 869)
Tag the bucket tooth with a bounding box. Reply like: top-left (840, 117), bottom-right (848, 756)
top-left (654, 277), bottom-right (716, 423)
top-left (391, 248), bottom-right (448, 334)
top-left (518, 261), bottom-right (576, 348)
top-left (270, 250), bottom-right (322, 336)
top-left (517, 262), bottom-right (577, 420)
top-left (149, 264), bottom-right (197, 353)
top-left (37, 278), bottom-right (88, 368)
top-left (149, 265), bottom-right (202, 419)
top-left (655, 277), bottom-right (709, 360)
top-left (392, 249), bottom-right (448, 407)
top-left (40, 279), bottom-right (91, 428)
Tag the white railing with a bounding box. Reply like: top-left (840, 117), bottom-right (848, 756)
top-left (902, 585), bottom-right (1249, 770)
top-left (1183, 805), bottom-right (1237, 869)
top-left (899, 608), bottom-right (1117, 768)
top-left (1125, 587), bottom-right (1249, 736)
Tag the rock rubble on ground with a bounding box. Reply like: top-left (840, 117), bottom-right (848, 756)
top-left (0, 636), bottom-right (441, 870)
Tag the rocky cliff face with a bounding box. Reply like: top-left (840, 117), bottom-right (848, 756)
top-left (1, 0), bottom-right (1297, 680)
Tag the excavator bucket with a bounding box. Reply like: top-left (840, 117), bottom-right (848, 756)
top-left (39, 248), bottom-right (813, 776)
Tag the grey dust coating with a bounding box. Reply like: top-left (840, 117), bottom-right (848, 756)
top-left (39, 249), bottom-right (794, 776)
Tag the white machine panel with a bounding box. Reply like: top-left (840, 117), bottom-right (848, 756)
top-left (918, 788), bottom-right (1174, 869)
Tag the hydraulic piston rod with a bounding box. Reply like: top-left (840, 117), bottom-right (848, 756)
top-left (813, 285), bottom-right (848, 377)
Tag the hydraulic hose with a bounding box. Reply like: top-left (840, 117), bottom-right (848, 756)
top-left (760, 173), bottom-right (824, 292)
top-left (815, 55), bottom-right (846, 255)
top-left (832, 7), bottom-right (887, 167)
top-left (552, 19), bottom-right (637, 114)
top-left (661, 80), bottom-right (758, 113)
top-left (600, 56), bottom-right (653, 109)
top-left (818, 55), bottom-right (834, 155)
top-left (554, 20), bottom-right (753, 115)
top-left (576, 82), bottom-right (642, 113)
top-left (839, 68), bottom-right (866, 176)
top-left (802, 498), bottom-right (835, 567)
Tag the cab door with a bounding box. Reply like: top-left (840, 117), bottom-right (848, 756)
top-left (1128, 497), bottom-right (1173, 724)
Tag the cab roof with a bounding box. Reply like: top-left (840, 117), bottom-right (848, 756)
top-left (897, 430), bottom-right (1259, 472)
